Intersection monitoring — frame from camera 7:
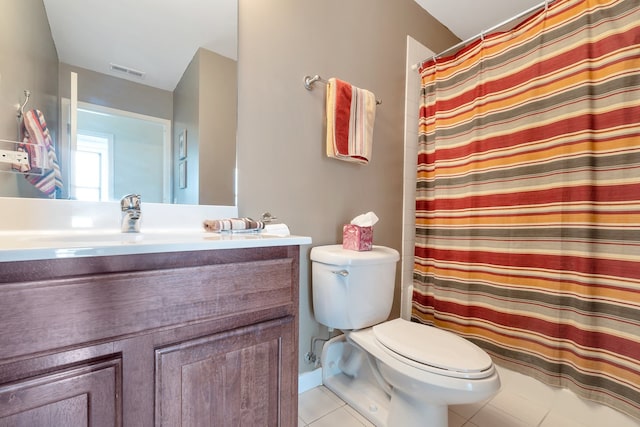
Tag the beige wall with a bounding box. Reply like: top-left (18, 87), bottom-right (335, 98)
top-left (173, 52), bottom-right (200, 204)
top-left (0, 0), bottom-right (58, 198)
top-left (174, 48), bottom-right (237, 205)
top-left (237, 0), bottom-right (459, 373)
top-left (198, 49), bottom-right (237, 206)
top-left (58, 63), bottom-right (173, 120)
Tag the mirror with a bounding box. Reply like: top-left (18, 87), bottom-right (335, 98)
top-left (0, 0), bottom-right (237, 206)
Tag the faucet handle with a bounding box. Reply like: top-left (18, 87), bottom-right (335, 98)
top-left (261, 212), bottom-right (277, 223)
top-left (121, 194), bottom-right (141, 211)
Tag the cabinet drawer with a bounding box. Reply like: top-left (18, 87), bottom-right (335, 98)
top-left (0, 258), bottom-right (295, 361)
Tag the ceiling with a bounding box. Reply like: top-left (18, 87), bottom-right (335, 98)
top-left (42, 0), bottom-right (237, 91)
top-left (42, 0), bottom-right (545, 92)
top-left (416, 0), bottom-right (547, 41)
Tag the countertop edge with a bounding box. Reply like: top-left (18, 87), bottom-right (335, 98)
top-left (0, 235), bottom-right (313, 262)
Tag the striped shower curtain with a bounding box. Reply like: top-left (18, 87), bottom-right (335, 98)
top-left (413, 0), bottom-right (640, 419)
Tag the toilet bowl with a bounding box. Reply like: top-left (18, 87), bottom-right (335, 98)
top-left (349, 319), bottom-right (500, 425)
top-left (311, 245), bottom-right (501, 427)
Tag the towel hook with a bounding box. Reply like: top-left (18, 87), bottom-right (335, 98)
top-left (17, 89), bottom-right (31, 119)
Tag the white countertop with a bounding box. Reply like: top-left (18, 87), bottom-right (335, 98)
top-left (0, 230), bottom-right (312, 262)
top-left (0, 198), bottom-right (311, 262)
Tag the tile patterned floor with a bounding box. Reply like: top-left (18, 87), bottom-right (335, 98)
top-left (298, 366), bottom-right (639, 427)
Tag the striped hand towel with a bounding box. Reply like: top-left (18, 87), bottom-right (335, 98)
top-left (203, 218), bottom-right (265, 232)
top-left (326, 78), bottom-right (376, 164)
top-left (21, 109), bottom-right (63, 198)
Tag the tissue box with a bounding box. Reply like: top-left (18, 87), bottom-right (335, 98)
top-left (342, 224), bottom-right (373, 251)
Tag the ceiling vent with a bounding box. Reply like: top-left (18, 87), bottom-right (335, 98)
top-left (109, 63), bottom-right (146, 79)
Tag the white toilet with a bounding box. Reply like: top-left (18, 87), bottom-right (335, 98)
top-left (311, 245), bottom-right (501, 427)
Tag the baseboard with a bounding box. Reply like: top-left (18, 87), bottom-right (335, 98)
top-left (298, 367), bottom-right (323, 394)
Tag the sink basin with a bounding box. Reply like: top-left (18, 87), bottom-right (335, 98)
top-left (33, 233), bottom-right (146, 244)
top-left (0, 227), bottom-right (311, 262)
top-left (15, 230), bottom-right (208, 247)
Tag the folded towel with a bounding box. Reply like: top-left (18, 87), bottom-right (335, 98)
top-left (203, 218), bottom-right (265, 232)
top-left (326, 78), bottom-right (376, 164)
top-left (20, 109), bottom-right (63, 198)
top-left (263, 223), bottom-right (290, 236)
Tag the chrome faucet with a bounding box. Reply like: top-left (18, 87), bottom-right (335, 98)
top-left (120, 194), bottom-right (142, 233)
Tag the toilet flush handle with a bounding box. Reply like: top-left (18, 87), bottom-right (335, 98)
top-left (332, 269), bottom-right (349, 277)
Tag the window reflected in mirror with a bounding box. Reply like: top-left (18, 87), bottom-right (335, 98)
top-left (72, 132), bottom-right (112, 201)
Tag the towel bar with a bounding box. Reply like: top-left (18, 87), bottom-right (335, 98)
top-left (303, 75), bottom-right (381, 105)
top-left (303, 74), bottom-right (327, 90)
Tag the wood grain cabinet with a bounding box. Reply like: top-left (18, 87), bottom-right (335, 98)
top-left (0, 246), bottom-right (300, 427)
top-left (0, 357), bottom-right (121, 427)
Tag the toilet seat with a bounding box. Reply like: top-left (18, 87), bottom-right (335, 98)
top-left (370, 318), bottom-right (494, 379)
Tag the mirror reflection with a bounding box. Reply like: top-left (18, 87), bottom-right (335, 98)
top-left (0, 0), bottom-right (238, 205)
top-left (73, 104), bottom-right (170, 203)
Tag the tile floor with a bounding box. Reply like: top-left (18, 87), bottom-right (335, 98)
top-left (298, 365), bottom-right (639, 427)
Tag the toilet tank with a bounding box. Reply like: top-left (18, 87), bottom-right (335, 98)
top-left (310, 245), bottom-right (400, 330)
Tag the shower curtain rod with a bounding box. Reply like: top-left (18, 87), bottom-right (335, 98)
top-left (412, 0), bottom-right (557, 70)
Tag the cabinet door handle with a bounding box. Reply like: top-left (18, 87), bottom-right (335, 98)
top-left (332, 270), bottom-right (349, 277)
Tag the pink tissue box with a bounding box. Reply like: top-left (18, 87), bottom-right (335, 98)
top-left (342, 224), bottom-right (373, 251)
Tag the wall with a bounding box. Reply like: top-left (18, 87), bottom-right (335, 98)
top-left (173, 52), bottom-right (199, 204)
top-left (198, 48), bottom-right (237, 206)
top-left (58, 63), bottom-right (173, 120)
top-left (236, 0), bottom-right (459, 373)
top-left (0, 0), bottom-right (59, 199)
top-left (173, 48), bottom-right (237, 205)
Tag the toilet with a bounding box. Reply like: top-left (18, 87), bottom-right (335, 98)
top-left (311, 245), bottom-right (500, 427)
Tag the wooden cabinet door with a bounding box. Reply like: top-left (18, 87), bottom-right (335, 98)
top-left (0, 357), bottom-right (121, 427)
top-left (155, 317), bottom-right (297, 427)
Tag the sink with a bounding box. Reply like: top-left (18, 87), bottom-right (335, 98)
top-left (31, 233), bottom-right (146, 244)
top-left (11, 230), bottom-right (210, 249)
top-left (0, 227), bottom-right (311, 262)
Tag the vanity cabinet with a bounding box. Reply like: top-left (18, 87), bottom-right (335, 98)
top-left (0, 245), bottom-right (300, 426)
top-left (156, 318), bottom-right (292, 426)
top-left (0, 357), bottom-right (121, 427)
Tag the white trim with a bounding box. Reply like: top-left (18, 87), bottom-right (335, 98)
top-left (70, 72), bottom-right (78, 193)
top-left (298, 368), bottom-right (323, 394)
top-left (401, 36), bottom-right (434, 320)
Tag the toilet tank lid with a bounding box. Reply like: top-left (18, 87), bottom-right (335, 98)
top-left (311, 245), bottom-right (400, 265)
